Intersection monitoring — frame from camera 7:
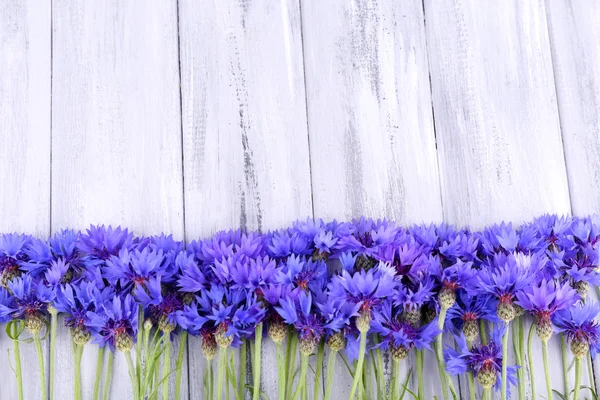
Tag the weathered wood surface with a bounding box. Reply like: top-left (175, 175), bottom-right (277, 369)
top-left (424, 0), bottom-right (572, 398)
top-left (0, 2), bottom-right (51, 400)
top-left (178, 0), bottom-right (313, 398)
top-left (0, 0), bottom-right (600, 398)
top-left (51, 1), bottom-right (185, 399)
top-left (546, 0), bottom-right (600, 395)
top-left (301, 0), bottom-right (444, 397)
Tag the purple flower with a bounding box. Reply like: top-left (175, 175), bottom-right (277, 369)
top-left (444, 325), bottom-right (518, 392)
top-left (104, 247), bottom-right (170, 293)
top-left (553, 301), bottom-right (600, 358)
top-left (77, 225), bottom-right (140, 265)
top-left (372, 300), bottom-right (439, 357)
top-left (275, 291), bottom-right (324, 351)
top-left (176, 251), bottom-right (208, 293)
top-left (87, 294), bottom-right (138, 351)
top-left (0, 233), bottom-right (32, 286)
top-left (447, 291), bottom-right (498, 340)
top-left (335, 218), bottom-right (399, 259)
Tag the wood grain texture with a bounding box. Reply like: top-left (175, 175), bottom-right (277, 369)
top-left (51, 1), bottom-right (185, 399)
top-left (424, 0), bottom-right (573, 397)
top-left (178, 0), bottom-right (313, 398)
top-left (301, 0), bottom-right (443, 225)
top-left (424, 0), bottom-right (571, 230)
top-left (0, 2), bottom-right (51, 400)
top-left (301, 0), bottom-right (444, 397)
top-left (546, 1), bottom-right (600, 216)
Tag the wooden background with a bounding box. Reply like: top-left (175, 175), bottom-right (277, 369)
top-left (0, 0), bottom-right (599, 398)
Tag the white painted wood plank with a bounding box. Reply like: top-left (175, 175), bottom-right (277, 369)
top-left (545, 2), bottom-right (600, 218)
top-left (424, 0), bottom-right (572, 397)
top-left (424, 0), bottom-right (571, 231)
top-left (51, 1), bottom-right (185, 399)
top-left (0, 2), bottom-right (51, 400)
top-left (178, 0), bottom-right (313, 399)
top-left (301, 0), bottom-right (444, 397)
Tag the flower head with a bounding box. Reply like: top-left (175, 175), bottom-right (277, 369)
top-left (87, 294), bottom-right (138, 351)
top-left (553, 301), bottom-right (600, 358)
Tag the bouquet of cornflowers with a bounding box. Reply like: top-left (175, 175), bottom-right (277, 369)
top-left (0, 215), bottom-right (599, 400)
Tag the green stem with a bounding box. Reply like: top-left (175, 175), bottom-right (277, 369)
top-left (501, 322), bottom-right (509, 400)
top-left (175, 331), bottom-right (187, 400)
top-left (484, 388), bottom-right (492, 400)
top-left (33, 332), bottom-right (47, 400)
top-left (162, 335), bottom-right (171, 400)
top-left (467, 371), bottom-right (475, 400)
top-left (392, 359), bottom-right (401, 400)
top-left (374, 346), bottom-right (384, 400)
top-left (416, 349), bottom-right (424, 400)
top-left (542, 339), bottom-right (553, 400)
top-left (50, 311), bottom-right (57, 400)
top-left (324, 349), bottom-right (337, 400)
top-left (93, 346), bottom-right (105, 400)
top-left (209, 360), bottom-right (214, 400)
top-left (518, 317), bottom-right (525, 400)
top-left (574, 357), bottom-right (582, 400)
top-left (349, 329), bottom-right (368, 400)
top-left (125, 350), bottom-right (139, 400)
top-left (435, 307), bottom-right (450, 400)
top-left (292, 353), bottom-right (309, 400)
top-left (479, 319), bottom-right (488, 345)
top-left (527, 323), bottom-right (536, 400)
top-left (240, 339), bottom-right (247, 400)
top-left (513, 318), bottom-right (525, 400)
top-left (12, 322), bottom-right (23, 400)
top-left (277, 342), bottom-right (287, 400)
top-left (217, 347), bottom-right (228, 400)
top-left (103, 350), bottom-right (114, 400)
top-left (74, 344), bottom-right (83, 400)
top-left (136, 306), bottom-right (143, 391)
top-left (561, 334), bottom-right (569, 398)
top-left (314, 340), bottom-right (324, 400)
top-left (286, 333), bottom-right (298, 400)
top-left (253, 323), bottom-right (263, 400)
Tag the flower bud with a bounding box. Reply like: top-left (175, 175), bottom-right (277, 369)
top-left (299, 338), bottom-right (317, 356)
top-left (158, 315), bottom-right (175, 334)
top-left (355, 255), bottom-right (377, 271)
top-left (215, 322), bottom-right (233, 348)
top-left (0, 264), bottom-right (20, 289)
top-left (402, 308), bottom-right (421, 327)
top-left (514, 304), bottom-right (525, 318)
top-left (497, 300), bottom-right (515, 323)
top-left (462, 320), bottom-right (479, 344)
top-left (476, 368), bottom-right (497, 389)
top-left (327, 332), bottom-right (346, 352)
top-left (25, 313), bottom-right (45, 335)
top-left (202, 335), bottom-right (218, 361)
top-left (182, 293), bottom-right (195, 306)
top-left (571, 338), bottom-right (589, 359)
top-left (144, 318), bottom-right (153, 331)
top-left (73, 325), bottom-right (91, 346)
top-left (116, 332), bottom-right (134, 352)
top-left (311, 249), bottom-right (328, 262)
top-left (268, 321), bottom-right (287, 344)
top-left (424, 306), bottom-right (437, 324)
top-left (535, 315), bottom-right (553, 342)
top-left (390, 345), bottom-right (409, 362)
top-left (60, 268), bottom-right (74, 284)
top-left (573, 281), bottom-right (589, 301)
top-left (356, 311), bottom-right (371, 333)
top-left (439, 286), bottom-right (456, 310)
top-left (47, 304), bottom-right (58, 316)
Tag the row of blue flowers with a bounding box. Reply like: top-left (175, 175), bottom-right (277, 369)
top-left (0, 215), bottom-right (599, 400)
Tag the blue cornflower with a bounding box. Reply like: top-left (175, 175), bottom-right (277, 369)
top-left (447, 291), bottom-right (498, 343)
top-left (553, 301), bottom-right (600, 358)
top-left (444, 325), bottom-right (518, 392)
top-left (0, 233), bottom-right (32, 287)
top-left (0, 275), bottom-right (53, 334)
top-left (335, 218), bottom-right (399, 266)
top-left (77, 225), bottom-right (140, 265)
top-left (275, 291), bottom-right (324, 354)
top-left (267, 229), bottom-right (311, 259)
top-left (86, 294), bottom-right (138, 351)
top-left (54, 281), bottom-right (114, 344)
top-left (104, 247), bottom-right (170, 293)
top-left (516, 278), bottom-right (578, 341)
top-left (477, 253), bottom-right (540, 322)
top-left (371, 300), bottom-right (439, 361)
top-left (277, 255), bottom-right (327, 294)
top-left (176, 251), bottom-right (208, 294)
top-left (135, 277), bottom-right (183, 334)
top-left (329, 263), bottom-right (397, 332)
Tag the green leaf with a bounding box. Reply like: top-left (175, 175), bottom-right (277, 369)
top-left (581, 386), bottom-right (599, 400)
top-left (552, 389), bottom-right (569, 400)
top-left (244, 384), bottom-right (270, 400)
